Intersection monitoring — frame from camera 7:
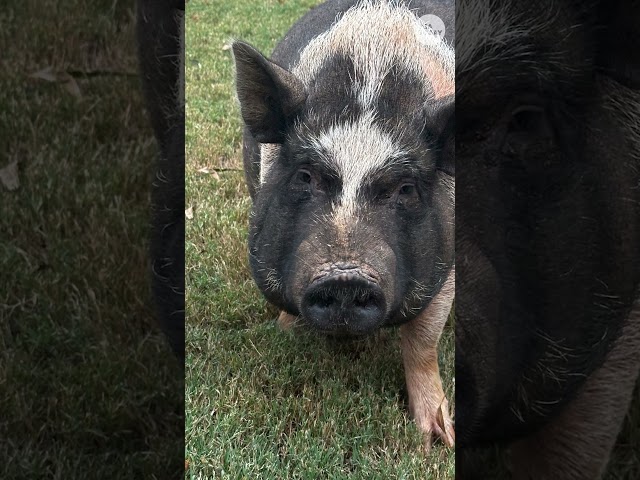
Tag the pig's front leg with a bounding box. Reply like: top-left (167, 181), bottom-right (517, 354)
top-left (400, 267), bottom-right (455, 453)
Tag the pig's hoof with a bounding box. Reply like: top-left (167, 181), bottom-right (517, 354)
top-left (414, 395), bottom-right (455, 454)
top-left (276, 311), bottom-right (298, 330)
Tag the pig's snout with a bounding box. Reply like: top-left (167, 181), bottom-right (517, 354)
top-left (301, 272), bottom-right (386, 335)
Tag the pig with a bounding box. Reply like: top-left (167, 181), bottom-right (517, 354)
top-left (136, 0), bottom-right (185, 362)
top-left (232, 0), bottom-right (456, 450)
top-left (455, 0), bottom-right (640, 477)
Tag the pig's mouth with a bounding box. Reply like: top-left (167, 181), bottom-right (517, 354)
top-left (299, 264), bottom-right (387, 336)
top-left (308, 263), bottom-right (381, 285)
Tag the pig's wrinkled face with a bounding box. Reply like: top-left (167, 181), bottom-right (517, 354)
top-left (235, 3), bottom-right (455, 336)
top-left (455, 0), bottom-right (640, 445)
top-left (251, 106), bottom-right (453, 336)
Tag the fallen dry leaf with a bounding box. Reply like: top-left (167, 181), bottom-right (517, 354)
top-left (196, 167), bottom-right (220, 180)
top-left (60, 74), bottom-right (82, 98)
top-left (29, 67), bottom-right (82, 98)
top-left (29, 66), bottom-right (57, 82)
top-left (185, 206), bottom-right (194, 220)
top-left (0, 160), bottom-right (19, 191)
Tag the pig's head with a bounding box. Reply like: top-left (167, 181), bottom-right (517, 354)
top-left (455, 0), bottom-right (640, 446)
top-left (232, 3), bottom-right (455, 336)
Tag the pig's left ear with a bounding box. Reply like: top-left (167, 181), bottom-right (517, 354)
top-left (232, 41), bottom-right (307, 143)
top-left (595, 0), bottom-right (640, 89)
top-left (425, 96), bottom-right (455, 176)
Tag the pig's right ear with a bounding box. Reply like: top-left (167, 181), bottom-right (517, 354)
top-left (232, 41), bottom-right (307, 143)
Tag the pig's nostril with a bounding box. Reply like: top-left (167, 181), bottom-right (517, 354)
top-left (316, 295), bottom-right (334, 308)
top-left (353, 290), bottom-right (375, 308)
top-left (307, 289), bottom-right (335, 309)
top-left (301, 275), bottom-right (386, 335)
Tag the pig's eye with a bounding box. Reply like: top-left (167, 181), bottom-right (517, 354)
top-left (508, 105), bottom-right (550, 136)
top-left (398, 183), bottom-right (415, 196)
top-left (291, 167), bottom-right (326, 196)
top-left (396, 181), bottom-right (419, 206)
top-left (296, 169), bottom-right (312, 184)
top-left (372, 179), bottom-right (419, 206)
top-left (500, 104), bottom-right (554, 159)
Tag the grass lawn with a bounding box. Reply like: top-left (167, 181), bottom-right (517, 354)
top-left (0, 1), bottom-right (184, 478)
top-left (184, 1), bottom-right (455, 478)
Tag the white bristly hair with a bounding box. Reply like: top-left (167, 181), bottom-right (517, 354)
top-left (259, 144), bottom-right (281, 184)
top-left (292, 0), bottom-right (454, 105)
top-left (286, 0), bottom-right (454, 232)
top-left (257, 1), bottom-right (455, 188)
top-left (298, 110), bottom-right (417, 243)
